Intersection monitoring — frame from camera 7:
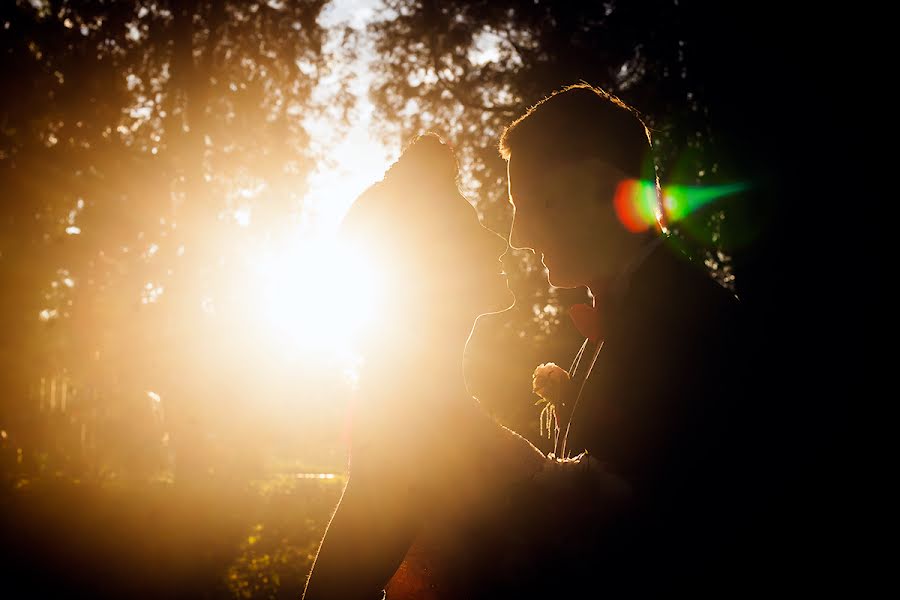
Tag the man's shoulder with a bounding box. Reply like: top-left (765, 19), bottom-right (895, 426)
top-left (626, 241), bottom-right (743, 327)
top-left (595, 241), bottom-right (756, 402)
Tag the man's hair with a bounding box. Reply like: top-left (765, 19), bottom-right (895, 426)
top-left (499, 83), bottom-right (653, 180)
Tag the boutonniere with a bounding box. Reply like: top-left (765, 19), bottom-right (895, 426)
top-left (532, 362), bottom-right (571, 457)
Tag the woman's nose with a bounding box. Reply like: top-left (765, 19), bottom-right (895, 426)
top-left (482, 225), bottom-right (508, 260)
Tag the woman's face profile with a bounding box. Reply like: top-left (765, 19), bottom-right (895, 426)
top-left (446, 193), bottom-right (513, 315)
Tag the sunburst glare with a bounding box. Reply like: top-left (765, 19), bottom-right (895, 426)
top-left (247, 234), bottom-right (382, 368)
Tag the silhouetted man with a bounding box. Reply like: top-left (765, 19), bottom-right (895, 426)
top-left (495, 84), bottom-right (774, 595)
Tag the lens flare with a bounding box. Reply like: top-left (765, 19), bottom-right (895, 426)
top-left (614, 179), bottom-right (660, 233)
top-left (614, 179), bottom-right (749, 232)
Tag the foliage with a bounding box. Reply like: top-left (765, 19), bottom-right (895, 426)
top-left (0, 0), bottom-right (352, 480)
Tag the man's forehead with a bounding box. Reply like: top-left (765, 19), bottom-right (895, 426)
top-left (507, 150), bottom-right (541, 180)
top-left (508, 151), bottom-right (560, 193)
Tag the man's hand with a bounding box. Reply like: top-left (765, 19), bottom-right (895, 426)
top-left (530, 453), bottom-right (632, 518)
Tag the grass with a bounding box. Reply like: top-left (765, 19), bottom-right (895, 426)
top-left (0, 471), bottom-right (345, 599)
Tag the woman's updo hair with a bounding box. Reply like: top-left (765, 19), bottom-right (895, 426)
top-left (386, 133), bottom-right (460, 193)
top-left (340, 133), bottom-right (463, 251)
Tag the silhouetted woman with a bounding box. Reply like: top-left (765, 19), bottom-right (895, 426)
top-left (302, 134), bottom-right (622, 600)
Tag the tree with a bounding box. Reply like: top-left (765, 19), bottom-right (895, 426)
top-left (0, 0), bottom-right (347, 480)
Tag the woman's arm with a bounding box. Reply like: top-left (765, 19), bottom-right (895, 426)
top-left (303, 465), bottom-right (422, 600)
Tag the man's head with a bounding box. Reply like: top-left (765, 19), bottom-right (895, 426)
top-left (500, 83), bottom-right (661, 289)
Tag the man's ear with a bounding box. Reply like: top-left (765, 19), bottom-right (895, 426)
top-left (542, 160), bottom-right (588, 208)
top-left (577, 158), bottom-right (629, 202)
top-left (582, 157), bottom-right (628, 183)
top-left (542, 159), bottom-right (597, 208)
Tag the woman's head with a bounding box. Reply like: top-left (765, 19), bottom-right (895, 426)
top-left (341, 134), bottom-right (511, 336)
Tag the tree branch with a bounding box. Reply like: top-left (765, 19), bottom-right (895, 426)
top-left (425, 27), bottom-right (518, 116)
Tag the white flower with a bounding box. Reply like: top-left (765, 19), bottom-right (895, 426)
top-left (532, 362), bottom-right (569, 405)
top-left (532, 362), bottom-right (570, 440)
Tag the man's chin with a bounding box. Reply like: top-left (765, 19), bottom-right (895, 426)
top-left (546, 272), bottom-right (581, 289)
top-left (541, 257), bottom-right (580, 289)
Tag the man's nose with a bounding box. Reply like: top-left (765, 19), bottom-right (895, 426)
top-left (508, 214), bottom-right (534, 253)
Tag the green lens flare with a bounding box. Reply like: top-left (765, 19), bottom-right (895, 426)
top-left (615, 180), bottom-right (749, 232)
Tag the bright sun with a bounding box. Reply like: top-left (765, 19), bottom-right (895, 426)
top-left (248, 235), bottom-right (382, 365)
top-left (234, 40), bottom-right (394, 371)
top-left (232, 129), bottom-right (390, 379)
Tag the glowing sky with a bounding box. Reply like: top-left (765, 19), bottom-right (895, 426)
top-left (300, 0), bottom-right (392, 234)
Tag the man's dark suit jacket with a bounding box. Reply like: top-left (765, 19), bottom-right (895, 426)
top-left (559, 239), bottom-right (769, 592)
top-left (452, 240), bottom-right (790, 598)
